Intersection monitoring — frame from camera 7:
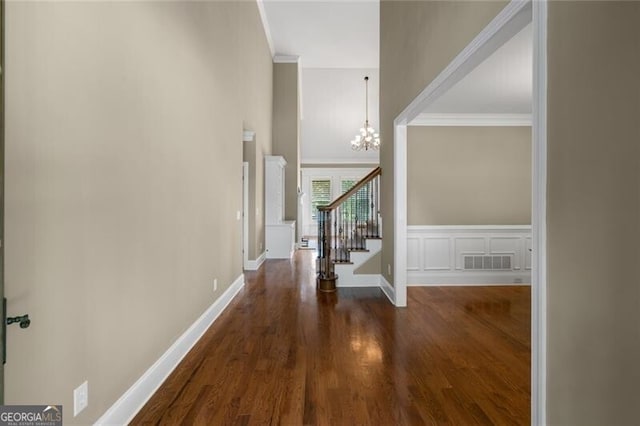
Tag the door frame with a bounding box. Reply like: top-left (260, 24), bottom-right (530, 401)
top-left (390, 0), bottom-right (547, 423)
top-left (0, 0), bottom-right (5, 403)
top-left (242, 162), bottom-right (249, 270)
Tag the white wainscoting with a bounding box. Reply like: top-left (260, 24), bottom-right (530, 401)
top-left (407, 225), bottom-right (531, 285)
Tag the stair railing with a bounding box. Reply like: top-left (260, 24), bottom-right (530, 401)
top-left (317, 167), bottom-right (381, 292)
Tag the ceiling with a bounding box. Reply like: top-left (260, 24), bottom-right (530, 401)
top-left (257, 2), bottom-right (531, 162)
top-left (420, 23), bottom-right (533, 116)
top-left (260, 0), bottom-right (379, 68)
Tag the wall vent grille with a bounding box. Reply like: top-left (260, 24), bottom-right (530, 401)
top-left (463, 255), bottom-right (512, 270)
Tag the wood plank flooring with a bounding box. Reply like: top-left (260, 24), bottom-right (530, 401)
top-left (132, 250), bottom-right (530, 425)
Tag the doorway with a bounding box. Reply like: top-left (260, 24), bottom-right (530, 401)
top-left (242, 162), bottom-right (249, 270)
top-left (390, 1), bottom-right (546, 422)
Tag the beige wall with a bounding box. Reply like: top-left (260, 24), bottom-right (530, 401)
top-left (408, 126), bottom-right (531, 225)
top-left (380, 0), bottom-right (508, 284)
top-left (4, 1), bottom-right (272, 424)
top-left (547, 2), bottom-right (640, 424)
top-left (272, 63), bottom-right (300, 226)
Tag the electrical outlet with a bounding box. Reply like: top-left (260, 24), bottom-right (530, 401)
top-left (259, 242), bottom-right (263, 251)
top-left (387, 264), bottom-right (391, 276)
top-left (214, 278), bottom-right (218, 292)
top-left (73, 381), bottom-right (88, 417)
top-left (236, 211), bottom-right (241, 221)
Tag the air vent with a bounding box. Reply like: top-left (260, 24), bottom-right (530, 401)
top-left (463, 255), bottom-right (512, 270)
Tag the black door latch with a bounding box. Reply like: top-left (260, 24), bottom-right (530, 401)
top-left (6, 314), bottom-right (30, 329)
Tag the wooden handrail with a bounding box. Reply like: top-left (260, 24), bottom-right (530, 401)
top-left (319, 167), bottom-right (381, 211)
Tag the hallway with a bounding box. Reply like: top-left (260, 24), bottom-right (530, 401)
top-left (132, 250), bottom-right (530, 425)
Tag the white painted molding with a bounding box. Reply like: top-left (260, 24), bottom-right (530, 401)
top-left (298, 59), bottom-right (304, 121)
top-left (409, 225), bottom-right (532, 231)
top-left (410, 113), bottom-right (532, 127)
top-left (379, 275), bottom-right (396, 306)
top-left (531, 0), bottom-right (548, 423)
top-left (393, 124), bottom-right (408, 307)
top-left (273, 55), bottom-right (300, 64)
top-left (242, 130), bottom-right (255, 142)
top-left (406, 225), bottom-right (532, 285)
top-left (245, 251), bottom-right (266, 271)
top-left (265, 155), bottom-right (287, 167)
top-left (256, 0), bottom-right (275, 58)
top-left (300, 157), bottom-right (379, 165)
top-left (94, 274), bottom-right (245, 426)
top-left (408, 273), bottom-right (531, 286)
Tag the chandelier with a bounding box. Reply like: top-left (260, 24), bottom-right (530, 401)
top-left (351, 76), bottom-right (380, 151)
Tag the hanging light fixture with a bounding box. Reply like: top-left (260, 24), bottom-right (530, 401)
top-left (351, 76), bottom-right (380, 151)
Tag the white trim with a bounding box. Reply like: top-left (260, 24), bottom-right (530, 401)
top-left (408, 273), bottom-right (531, 286)
top-left (406, 225), bottom-right (531, 283)
top-left (298, 59), bottom-right (304, 121)
top-left (256, 0), bottom-right (275, 58)
top-left (94, 274), bottom-right (245, 426)
top-left (410, 113), bottom-right (532, 127)
top-left (409, 224), bottom-right (531, 231)
top-left (379, 274), bottom-right (396, 305)
top-left (531, 0), bottom-right (548, 423)
top-left (300, 157), bottom-right (379, 165)
top-left (242, 130), bottom-right (255, 142)
top-left (273, 55), bottom-right (300, 64)
top-left (245, 251), bottom-right (266, 271)
top-left (242, 162), bottom-right (250, 270)
top-left (265, 155), bottom-right (287, 167)
top-left (393, 124), bottom-right (408, 307)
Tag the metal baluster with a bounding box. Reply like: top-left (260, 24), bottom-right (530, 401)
top-left (338, 206), bottom-right (343, 262)
top-left (367, 179), bottom-right (375, 237)
top-left (373, 176), bottom-right (380, 237)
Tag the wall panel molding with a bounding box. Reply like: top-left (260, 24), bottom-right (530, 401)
top-left (407, 225), bottom-right (531, 285)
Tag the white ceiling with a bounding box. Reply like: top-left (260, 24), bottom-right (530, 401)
top-left (301, 68), bottom-right (379, 163)
top-left (260, 0), bottom-right (379, 68)
top-left (420, 23), bottom-right (533, 116)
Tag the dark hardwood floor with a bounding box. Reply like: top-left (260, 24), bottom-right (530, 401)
top-left (132, 250), bottom-right (530, 425)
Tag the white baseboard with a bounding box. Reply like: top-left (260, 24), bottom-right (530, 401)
top-left (380, 275), bottom-right (396, 305)
top-left (336, 274), bottom-right (381, 287)
top-left (245, 251), bottom-right (266, 271)
top-left (94, 274), bottom-right (245, 426)
top-left (408, 272), bottom-right (531, 286)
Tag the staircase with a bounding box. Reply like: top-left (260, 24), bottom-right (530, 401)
top-left (317, 167), bottom-right (382, 292)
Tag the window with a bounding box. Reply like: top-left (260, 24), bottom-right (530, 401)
top-left (310, 179), bottom-right (332, 220)
top-left (340, 179), bottom-right (371, 223)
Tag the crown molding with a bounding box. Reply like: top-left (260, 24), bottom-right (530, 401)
top-left (274, 55), bottom-right (300, 64)
top-left (410, 113), bottom-right (532, 126)
top-left (300, 157), bottom-right (379, 165)
top-left (256, 0), bottom-right (275, 58)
